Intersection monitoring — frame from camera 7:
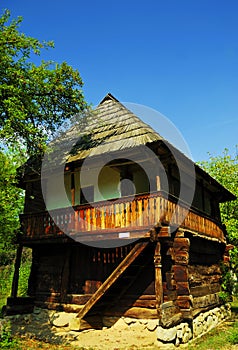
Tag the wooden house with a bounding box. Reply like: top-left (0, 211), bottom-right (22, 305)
top-left (7, 94), bottom-right (235, 342)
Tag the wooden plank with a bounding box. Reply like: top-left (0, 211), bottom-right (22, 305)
top-left (160, 301), bottom-right (182, 327)
top-left (175, 295), bottom-right (192, 309)
top-left (77, 241), bottom-right (149, 320)
top-left (176, 282), bottom-right (190, 295)
top-left (103, 306), bottom-right (158, 319)
top-left (173, 265), bottom-right (188, 282)
top-left (66, 294), bottom-right (92, 305)
top-left (190, 283), bottom-right (221, 297)
top-left (192, 292), bottom-right (220, 310)
top-left (111, 298), bottom-right (156, 309)
top-left (123, 294), bottom-right (156, 301)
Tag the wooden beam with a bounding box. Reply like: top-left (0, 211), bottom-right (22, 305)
top-left (77, 240), bottom-right (149, 320)
top-left (11, 244), bottom-right (23, 298)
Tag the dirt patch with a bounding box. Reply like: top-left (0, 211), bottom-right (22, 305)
top-left (4, 309), bottom-right (159, 350)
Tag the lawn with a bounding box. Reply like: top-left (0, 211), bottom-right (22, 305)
top-left (187, 300), bottom-right (238, 350)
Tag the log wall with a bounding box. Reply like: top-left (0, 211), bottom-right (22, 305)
top-left (24, 180), bottom-right (45, 213)
top-left (160, 233), bottom-right (225, 327)
top-left (26, 234), bottom-right (225, 325)
top-left (29, 244), bottom-right (135, 297)
top-left (28, 241), bottom-right (157, 319)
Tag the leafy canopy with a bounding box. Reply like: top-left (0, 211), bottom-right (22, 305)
top-left (199, 148), bottom-right (238, 244)
top-left (199, 148), bottom-right (238, 293)
top-left (0, 150), bottom-right (24, 265)
top-left (0, 9), bottom-right (87, 266)
top-left (0, 9), bottom-right (87, 155)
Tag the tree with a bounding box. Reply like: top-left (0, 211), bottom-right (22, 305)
top-left (0, 150), bottom-right (24, 265)
top-left (199, 148), bottom-right (238, 295)
top-left (0, 9), bottom-right (87, 270)
top-left (0, 9), bottom-right (87, 155)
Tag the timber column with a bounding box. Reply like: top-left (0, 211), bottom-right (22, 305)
top-left (11, 244), bottom-right (23, 298)
top-left (173, 231), bottom-right (193, 319)
top-left (154, 241), bottom-right (163, 317)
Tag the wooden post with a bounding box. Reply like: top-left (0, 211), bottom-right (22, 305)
top-left (154, 242), bottom-right (163, 313)
top-left (11, 244), bottom-right (23, 298)
top-left (156, 175), bottom-right (161, 191)
top-left (71, 173), bottom-right (75, 206)
top-left (60, 246), bottom-right (71, 303)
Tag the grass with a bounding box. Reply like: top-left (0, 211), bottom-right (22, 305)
top-left (187, 300), bottom-right (238, 350)
top-left (187, 322), bottom-right (238, 350)
top-left (0, 264), bottom-right (14, 315)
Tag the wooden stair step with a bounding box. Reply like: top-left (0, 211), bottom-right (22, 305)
top-left (77, 240), bottom-right (149, 322)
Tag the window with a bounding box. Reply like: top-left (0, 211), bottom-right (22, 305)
top-left (80, 185), bottom-right (94, 205)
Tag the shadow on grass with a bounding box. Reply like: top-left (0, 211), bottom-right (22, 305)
top-left (3, 309), bottom-right (70, 346)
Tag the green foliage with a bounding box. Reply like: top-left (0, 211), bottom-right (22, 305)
top-left (0, 250), bottom-right (31, 315)
top-left (227, 324), bottom-right (238, 344)
top-left (0, 150), bottom-right (24, 264)
top-left (0, 8), bottom-right (87, 303)
top-left (0, 321), bottom-right (21, 349)
top-left (0, 150), bottom-right (27, 309)
top-left (199, 148), bottom-right (238, 296)
top-left (18, 249), bottom-right (32, 297)
top-left (0, 265), bottom-right (14, 306)
top-left (199, 148), bottom-right (238, 243)
top-left (0, 9), bottom-right (87, 155)
top-left (220, 262), bottom-right (237, 298)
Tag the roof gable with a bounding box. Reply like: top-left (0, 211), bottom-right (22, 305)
top-left (21, 93), bottom-right (236, 203)
top-left (66, 93), bottom-right (163, 163)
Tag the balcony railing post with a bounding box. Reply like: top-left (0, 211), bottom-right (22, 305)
top-left (19, 191), bottom-right (225, 243)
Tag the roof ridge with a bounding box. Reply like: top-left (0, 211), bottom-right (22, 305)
top-left (96, 94), bottom-right (163, 138)
top-left (98, 93), bottom-right (120, 105)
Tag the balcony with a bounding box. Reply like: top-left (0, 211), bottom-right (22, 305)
top-left (20, 191), bottom-right (225, 244)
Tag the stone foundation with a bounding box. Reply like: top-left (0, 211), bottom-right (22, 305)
top-left (1, 303), bottom-right (231, 348)
top-left (156, 303), bottom-right (231, 347)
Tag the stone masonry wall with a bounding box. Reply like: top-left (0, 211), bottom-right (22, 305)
top-left (156, 303), bottom-right (231, 347)
top-left (2, 303), bottom-right (231, 348)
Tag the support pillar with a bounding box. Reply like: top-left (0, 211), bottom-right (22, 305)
top-left (11, 244), bottom-right (23, 298)
top-left (154, 242), bottom-right (163, 315)
top-left (60, 246), bottom-right (71, 303)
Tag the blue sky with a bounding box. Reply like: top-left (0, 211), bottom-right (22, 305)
top-left (2, 0), bottom-right (238, 161)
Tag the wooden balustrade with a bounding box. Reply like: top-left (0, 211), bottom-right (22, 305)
top-left (20, 191), bottom-right (225, 242)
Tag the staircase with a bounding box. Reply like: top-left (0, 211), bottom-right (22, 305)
top-left (77, 240), bottom-right (153, 321)
top-left (79, 241), bottom-right (155, 320)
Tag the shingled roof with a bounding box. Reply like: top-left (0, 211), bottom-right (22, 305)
top-left (20, 93), bottom-right (235, 203)
top-left (19, 93), bottom-right (171, 179)
top-left (65, 93), bottom-right (164, 163)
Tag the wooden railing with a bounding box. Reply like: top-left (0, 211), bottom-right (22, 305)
top-left (20, 191), bottom-right (225, 243)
